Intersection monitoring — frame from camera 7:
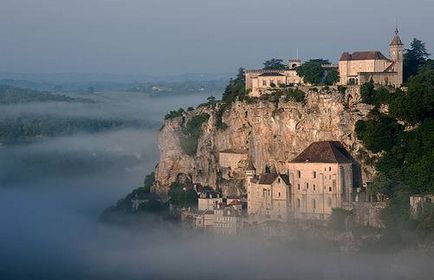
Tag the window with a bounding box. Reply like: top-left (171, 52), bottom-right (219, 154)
top-left (297, 184), bottom-right (300, 190)
top-left (332, 180), bottom-right (337, 191)
top-left (329, 187), bottom-right (332, 192)
top-left (306, 183), bottom-right (309, 189)
top-left (278, 178), bottom-right (281, 183)
top-left (278, 192), bottom-right (281, 197)
top-left (313, 184), bottom-right (316, 191)
top-left (313, 171), bottom-right (317, 178)
top-left (296, 199), bottom-right (301, 208)
top-left (329, 167), bottom-right (332, 171)
top-left (297, 171), bottom-right (301, 178)
top-left (262, 80), bottom-right (267, 86)
top-left (313, 199), bottom-right (316, 209)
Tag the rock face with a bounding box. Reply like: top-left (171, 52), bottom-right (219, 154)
top-left (155, 87), bottom-right (375, 195)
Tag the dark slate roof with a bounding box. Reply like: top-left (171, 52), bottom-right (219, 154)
top-left (257, 173), bottom-right (290, 185)
top-left (290, 141), bottom-right (354, 164)
top-left (258, 72), bottom-right (285, 77)
top-left (339, 51), bottom-right (390, 61)
top-left (258, 173), bottom-right (278, 184)
top-left (390, 29), bottom-right (404, 46)
top-left (279, 174), bottom-right (290, 185)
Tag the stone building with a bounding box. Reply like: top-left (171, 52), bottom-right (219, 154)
top-left (245, 60), bottom-right (303, 97)
top-left (339, 28), bottom-right (404, 87)
top-left (287, 141), bottom-right (361, 220)
top-left (198, 190), bottom-right (222, 211)
top-left (213, 203), bottom-right (243, 235)
top-left (247, 173), bottom-right (291, 222)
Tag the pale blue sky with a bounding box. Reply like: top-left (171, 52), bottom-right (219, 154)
top-left (0, 0), bottom-right (433, 75)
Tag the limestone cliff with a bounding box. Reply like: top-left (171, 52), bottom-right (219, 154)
top-left (155, 87), bottom-right (375, 195)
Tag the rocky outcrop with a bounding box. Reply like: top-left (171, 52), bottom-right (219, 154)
top-left (155, 87), bottom-right (375, 195)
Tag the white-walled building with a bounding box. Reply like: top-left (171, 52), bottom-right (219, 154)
top-left (287, 141), bottom-right (360, 220)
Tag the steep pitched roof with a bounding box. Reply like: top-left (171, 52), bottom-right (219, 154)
top-left (258, 173), bottom-right (278, 184)
top-left (257, 173), bottom-right (290, 185)
top-left (339, 51), bottom-right (390, 61)
top-left (290, 141), bottom-right (354, 164)
top-left (258, 72), bottom-right (285, 77)
top-left (390, 28), bottom-right (404, 46)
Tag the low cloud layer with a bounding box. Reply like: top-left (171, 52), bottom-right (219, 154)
top-left (0, 90), bottom-right (433, 279)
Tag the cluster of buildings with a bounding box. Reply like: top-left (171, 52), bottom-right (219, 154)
top-left (245, 28), bottom-right (404, 96)
top-left (180, 29), bottom-right (407, 234)
top-left (183, 141), bottom-right (369, 234)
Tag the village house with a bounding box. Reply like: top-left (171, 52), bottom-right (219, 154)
top-left (287, 141), bottom-right (361, 220)
top-left (339, 28), bottom-right (404, 87)
top-left (246, 173), bottom-right (291, 223)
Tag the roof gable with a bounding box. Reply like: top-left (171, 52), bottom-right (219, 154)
top-left (339, 51), bottom-right (390, 61)
top-left (290, 141), bottom-right (354, 164)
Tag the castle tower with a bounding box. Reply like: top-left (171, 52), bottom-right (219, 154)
top-left (389, 27), bottom-right (404, 86)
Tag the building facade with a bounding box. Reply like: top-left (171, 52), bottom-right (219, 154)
top-left (247, 173), bottom-right (291, 222)
top-left (339, 28), bottom-right (404, 87)
top-left (287, 141), bottom-right (361, 220)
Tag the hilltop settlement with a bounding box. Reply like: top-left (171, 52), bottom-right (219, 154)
top-left (104, 29), bottom-right (434, 246)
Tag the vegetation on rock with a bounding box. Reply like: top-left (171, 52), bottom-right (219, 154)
top-left (168, 182), bottom-right (198, 208)
top-left (263, 58), bottom-right (287, 70)
top-left (356, 59), bottom-right (434, 234)
top-left (180, 113), bottom-right (210, 156)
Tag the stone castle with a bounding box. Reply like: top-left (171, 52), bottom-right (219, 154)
top-left (158, 29), bottom-right (403, 234)
top-left (245, 28), bottom-right (404, 96)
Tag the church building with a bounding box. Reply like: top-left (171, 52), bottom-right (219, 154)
top-left (287, 141), bottom-right (361, 220)
top-left (339, 28), bottom-right (404, 87)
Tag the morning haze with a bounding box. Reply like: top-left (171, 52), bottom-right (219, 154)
top-left (1, 0), bottom-right (433, 75)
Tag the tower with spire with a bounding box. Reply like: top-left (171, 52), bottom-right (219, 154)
top-left (389, 26), bottom-right (404, 86)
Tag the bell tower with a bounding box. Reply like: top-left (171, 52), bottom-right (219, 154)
top-left (389, 27), bottom-right (404, 86)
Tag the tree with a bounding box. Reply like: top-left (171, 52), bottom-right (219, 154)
top-left (324, 69), bottom-right (339, 85)
top-left (296, 60), bottom-right (324, 85)
top-left (169, 183), bottom-right (198, 208)
top-left (263, 58), bottom-right (287, 70)
top-left (404, 38), bottom-right (431, 82)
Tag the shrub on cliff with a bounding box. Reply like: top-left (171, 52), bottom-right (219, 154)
top-left (165, 108), bottom-right (185, 120)
top-left (356, 59), bottom-right (434, 235)
top-left (168, 182), bottom-right (198, 208)
top-left (180, 113), bottom-right (210, 156)
top-left (284, 88), bottom-right (305, 103)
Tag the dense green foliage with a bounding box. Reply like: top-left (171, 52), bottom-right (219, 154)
top-left (296, 60), bottom-right (324, 85)
top-left (263, 58), bottom-right (287, 70)
top-left (215, 68), bottom-right (246, 129)
top-left (0, 85), bottom-right (92, 104)
top-left (324, 69), bottom-right (340, 86)
top-left (100, 172), bottom-right (167, 223)
top-left (164, 108), bottom-right (185, 120)
top-left (356, 62), bottom-right (434, 233)
top-left (180, 113), bottom-right (210, 156)
top-left (168, 182), bottom-right (198, 208)
top-left (296, 59), bottom-right (337, 85)
top-left (404, 38), bottom-right (431, 82)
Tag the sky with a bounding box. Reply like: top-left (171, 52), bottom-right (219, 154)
top-left (0, 0), bottom-right (433, 76)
